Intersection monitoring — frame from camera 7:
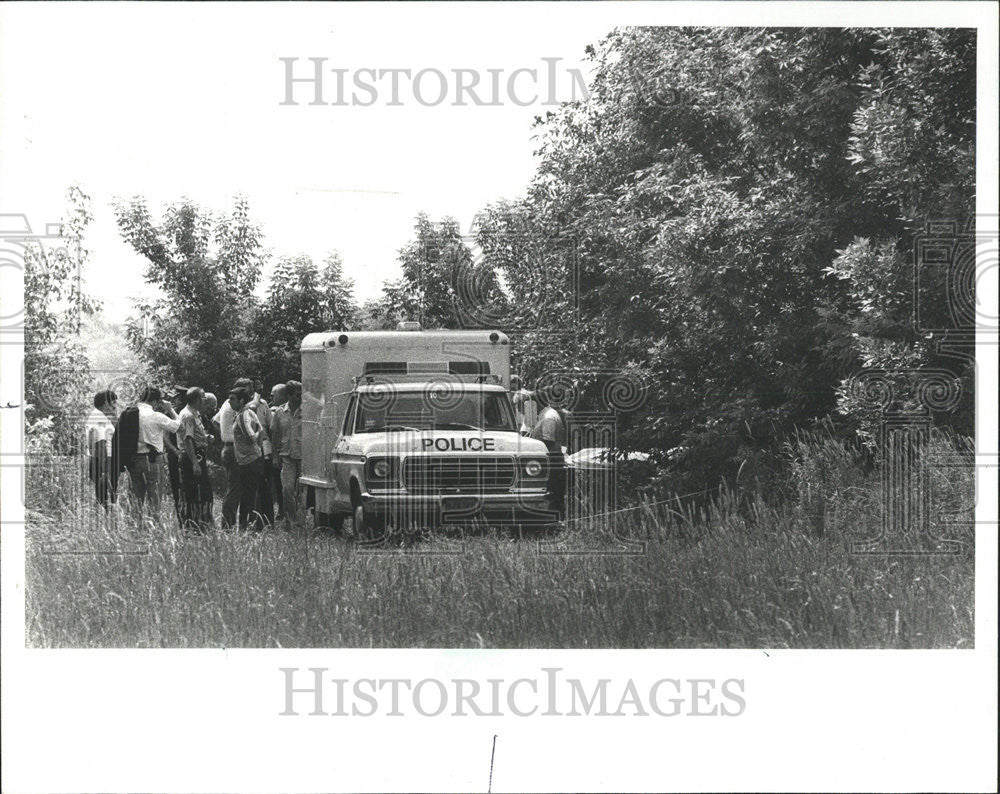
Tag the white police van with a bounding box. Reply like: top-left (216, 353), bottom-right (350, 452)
top-left (299, 323), bottom-right (556, 535)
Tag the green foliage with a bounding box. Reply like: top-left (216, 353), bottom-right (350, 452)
top-left (366, 212), bottom-right (507, 330)
top-left (250, 251), bottom-right (361, 384)
top-left (23, 186), bottom-right (99, 452)
top-left (114, 195), bottom-right (267, 394)
top-left (361, 277), bottom-right (420, 331)
top-left (464, 28), bottom-right (975, 493)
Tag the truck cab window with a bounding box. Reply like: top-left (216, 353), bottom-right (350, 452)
top-left (342, 396), bottom-right (358, 436)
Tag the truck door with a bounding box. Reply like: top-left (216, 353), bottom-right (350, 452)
top-left (330, 394), bottom-right (357, 510)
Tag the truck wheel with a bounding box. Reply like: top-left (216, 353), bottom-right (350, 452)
top-left (314, 508), bottom-right (346, 533)
top-left (353, 503), bottom-right (384, 541)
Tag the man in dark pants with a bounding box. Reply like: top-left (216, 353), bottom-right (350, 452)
top-left (229, 387), bottom-right (266, 530)
top-left (85, 389), bottom-right (118, 508)
top-left (177, 387), bottom-right (214, 530)
top-left (160, 387), bottom-right (187, 522)
top-left (213, 384), bottom-right (241, 528)
top-left (129, 386), bottom-right (181, 520)
top-left (245, 378), bottom-right (274, 526)
top-left (201, 392), bottom-right (220, 465)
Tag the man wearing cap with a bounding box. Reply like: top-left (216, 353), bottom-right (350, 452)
top-left (246, 378), bottom-right (274, 525)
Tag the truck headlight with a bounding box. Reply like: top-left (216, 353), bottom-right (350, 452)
top-left (523, 459), bottom-right (544, 477)
top-left (366, 457), bottom-right (398, 485)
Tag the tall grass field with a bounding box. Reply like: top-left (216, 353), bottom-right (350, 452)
top-left (24, 433), bottom-right (974, 648)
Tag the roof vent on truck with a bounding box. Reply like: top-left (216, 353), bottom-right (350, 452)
top-left (397, 321), bottom-right (421, 331)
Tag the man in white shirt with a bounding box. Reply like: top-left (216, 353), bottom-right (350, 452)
top-left (529, 390), bottom-right (568, 519)
top-left (213, 388), bottom-right (240, 527)
top-left (241, 377), bottom-right (274, 525)
top-left (127, 386), bottom-right (180, 517)
top-left (85, 389), bottom-right (118, 508)
top-left (510, 376), bottom-right (539, 436)
top-left (269, 383), bottom-right (287, 519)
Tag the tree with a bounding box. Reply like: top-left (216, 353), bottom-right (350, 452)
top-left (371, 212), bottom-right (508, 330)
top-left (114, 195), bottom-right (266, 395)
top-left (24, 186), bottom-right (99, 452)
top-left (829, 29), bottom-right (976, 441)
top-left (470, 28), bottom-right (975, 494)
top-left (251, 251), bottom-right (361, 384)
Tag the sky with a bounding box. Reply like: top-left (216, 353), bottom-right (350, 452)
top-left (1, 3), bottom-right (611, 323)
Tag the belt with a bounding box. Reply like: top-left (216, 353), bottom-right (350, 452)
top-left (222, 441), bottom-right (234, 446)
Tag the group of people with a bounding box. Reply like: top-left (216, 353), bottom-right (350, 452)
top-left (82, 371), bottom-right (564, 526)
top-left (83, 377), bottom-right (303, 531)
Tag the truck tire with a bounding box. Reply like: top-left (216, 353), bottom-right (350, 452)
top-left (353, 503), bottom-right (384, 541)
top-left (314, 507), bottom-right (346, 533)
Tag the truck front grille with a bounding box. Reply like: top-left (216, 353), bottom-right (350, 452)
top-left (401, 456), bottom-right (517, 494)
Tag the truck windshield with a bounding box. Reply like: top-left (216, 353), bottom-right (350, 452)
top-left (354, 391), bottom-right (517, 434)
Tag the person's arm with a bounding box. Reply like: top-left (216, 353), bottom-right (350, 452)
top-left (271, 412), bottom-right (283, 463)
top-left (184, 434), bottom-right (198, 466)
top-left (154, 411), bottom-right (182, 434)
top-left (211, 409), bottom-right (223, 437)
top-left (250, 412), bottom-right (266, 445)
top-left (154, 412), bottom-right (182, 452)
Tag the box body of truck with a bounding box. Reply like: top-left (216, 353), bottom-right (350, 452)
top-left (299, 327), bottom-right (556, 530)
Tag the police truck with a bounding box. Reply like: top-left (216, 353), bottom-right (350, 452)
top-left (299, 323), bottom-right (556, 536)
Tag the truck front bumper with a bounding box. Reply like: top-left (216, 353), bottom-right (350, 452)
top-left (360, 489), bottom-right (557, 524)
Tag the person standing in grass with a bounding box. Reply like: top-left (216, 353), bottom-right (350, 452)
top-left (85, 389), bottom-right (119, 509)
top-left (235, 377), bottom-right (274, 526)
top-left (200, 392), bottom-right (220, 464)
top-left (213, 386), bottom-right (240, 528)
top-left (177, 387), bottom-right (214, 530)
top-left (129, 386), bottom-right (181, 519)
top-left (272, 380), bottom-right (303, 523)
top-left (229, 386), bottom-right (266, 530)
top-left (269, 383), bottom-right (287, 520)
top-left (510, 375), bottom-right (539, 436)
top-left (529, 389), bottom-right (567, 519)
top-left (160, 387), bottom-right (187, 522)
